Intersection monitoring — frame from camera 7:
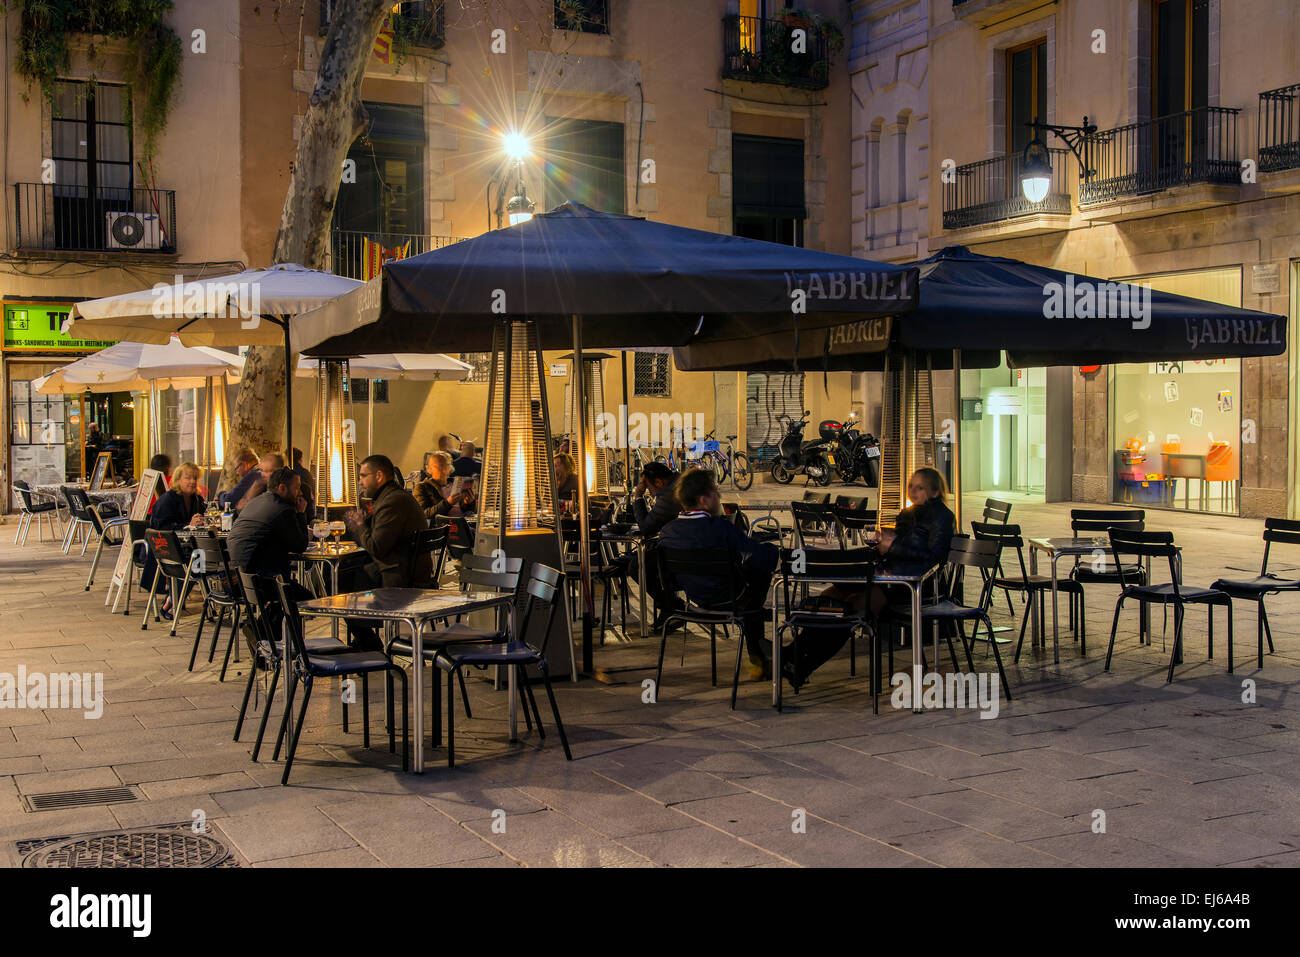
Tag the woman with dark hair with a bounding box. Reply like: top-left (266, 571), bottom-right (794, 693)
top-left (149, 453), bottom-right (173, 484)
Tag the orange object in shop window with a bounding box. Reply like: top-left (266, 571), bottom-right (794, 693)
top-left (1206, 441), bottom-right (1236, 480)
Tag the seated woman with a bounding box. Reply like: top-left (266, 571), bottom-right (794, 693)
top-left (786, 468), bottom-right (955, 688)
top-left (553, 452), bottom-right (579, 507)
top-left (412, 450), bottom-right (476, 523)
top-left (143, 461), bottom-right (207, 618)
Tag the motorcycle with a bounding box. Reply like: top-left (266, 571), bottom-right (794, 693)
top-left (826, 412), bottom-right (880, 485)
top-left (770, 411), bottom-right (835, 486)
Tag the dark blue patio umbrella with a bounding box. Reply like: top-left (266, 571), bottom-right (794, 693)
top-left (903, 246), bottom-right (1286, 367)
top-left (674, 245), bottom-right (1285, 371)
top-left (293, 203), bottom-right (918, 356)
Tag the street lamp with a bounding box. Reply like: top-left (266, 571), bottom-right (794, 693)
top-left (1019, 116), bottom-right (1097, 203)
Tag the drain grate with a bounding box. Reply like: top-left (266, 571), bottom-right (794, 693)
top-left (24, 786), bottom-right (141, 812)
top-left (18, 823), bottom-right (239, 868)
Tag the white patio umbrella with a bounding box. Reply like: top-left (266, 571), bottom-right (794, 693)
top-left (63, 264), bottom-right (363, 454)
top-left (295, 353), bottom-right (472, 454)
top-left (33, 338), bottom-right (244, 461)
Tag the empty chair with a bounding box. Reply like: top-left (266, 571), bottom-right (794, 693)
top-left (971, 522), bottom-right (1085, 661)
top-left (433, 514), bottom-right (475, 565)
top-left (790, 500), bottom-right (838, 548)
top-left (833, 494), bottom-right (869, 510)
top-left (436, 564), bottom-right (572, 768)
top-left (12, 480), bottom-right (62, 545)
top-left (1105, 529), bottom-right (1234, 682)
top-left (833, 504), bottom-right (878, 548)
top-left (1069, 509), bottom-right (1147, 592)
top-left (84, 502), bottom-right (130, 592)
top-left (408, 525), bottom-right (449, 587)
top-left (1212, 518), bottom-right (1300, 669)
top-left (186, 531), bottom-right (243, 681)
top-left (60, 486), bottom-right (97, 555)
top-left (560, 519), bottom-right (629, 643)
top-left (981, 498), bottom-right (1012, 525)
top-left (270, 575), bottom-right (409, 785)
top-left (233, 568), bottom-right (347, 748)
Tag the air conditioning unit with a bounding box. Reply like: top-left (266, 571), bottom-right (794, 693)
top-left (105, 211), bottom-right (162, 250)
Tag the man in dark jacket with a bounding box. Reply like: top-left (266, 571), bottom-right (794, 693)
top-left (345, 453), bottom-right (431, 588)
top-left (227, 467), bottom-right (309, 580)
top-left (657, 468), bottom-right (778, 680)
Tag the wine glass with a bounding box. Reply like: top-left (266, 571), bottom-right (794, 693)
top-left (311, 521), bottom-right (330, 550)
top-left (329, 520), bottom-right (345, 552)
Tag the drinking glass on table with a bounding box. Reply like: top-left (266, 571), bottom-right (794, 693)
top-left (310, 521), bottom-right (330, 550)
top-left (329, 520), bottom-right (346, 551)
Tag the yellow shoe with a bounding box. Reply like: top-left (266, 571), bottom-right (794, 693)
top-left (746, 658), bottom-right (772, 681)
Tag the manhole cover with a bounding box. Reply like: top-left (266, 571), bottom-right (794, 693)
top-left (20, 825), bottom-right (238, 868)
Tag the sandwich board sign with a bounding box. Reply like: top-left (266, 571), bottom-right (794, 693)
top-left (106, 469), bottom-right (166, 612)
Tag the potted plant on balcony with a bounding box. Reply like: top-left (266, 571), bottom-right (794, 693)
top-left (555, 0), bottom-right (602, 32)
top-left (776, 6), bottom-right (812, 29)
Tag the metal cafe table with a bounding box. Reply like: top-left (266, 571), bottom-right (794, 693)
top-left (599, 528), bottom-right (651, 637)
top-left (295, 587), bottom-right (515, 773)
top-left (291, 541), bottom-right (368, 639)
top-left (1028, 537), bottom-right (1175, 664)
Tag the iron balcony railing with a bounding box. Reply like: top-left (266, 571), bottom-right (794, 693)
top-left (320, 0), bottom-right (444, 48)
top-left (1078, 106), bottom-right (1241, 205)
top-left (942, 148), bottom-right (1072, 230)
top-left (721, 14), bottom-right (831, 91)
top-left (327, 229), bottom-right (467, 280)
top-left (1259, 83), bottom-right (1300, 173)
top-left (13, 183), bottom-right (177, 254)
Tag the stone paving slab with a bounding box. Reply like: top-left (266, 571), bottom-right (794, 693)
top-left (2, 498), bottom-right (1300, 867)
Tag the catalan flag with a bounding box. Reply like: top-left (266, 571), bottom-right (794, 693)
top-left (362, 237), bottom-right (412, 280)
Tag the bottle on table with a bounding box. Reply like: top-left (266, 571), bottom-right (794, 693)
top-left (220, 502), bottom-right (234, 533)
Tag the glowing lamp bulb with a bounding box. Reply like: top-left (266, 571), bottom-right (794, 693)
top-left (1021, 174), bottom-right (1050, 204)
top-left (502, 131), bottom-right (530, 162)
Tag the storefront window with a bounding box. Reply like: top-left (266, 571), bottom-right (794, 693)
top-left (1110, 267), bottom-right (1242, 514)
top-left (959, 357), bottom-right (1046, 501)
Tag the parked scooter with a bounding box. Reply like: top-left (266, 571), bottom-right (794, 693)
top-left (825, 412), bottom-right (880, 485)
top-left (770, 411), bottom-right (835, 486)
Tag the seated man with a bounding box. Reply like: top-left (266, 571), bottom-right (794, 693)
top-left (226, 466), bottom-right (312, 636)
top-left (437, 434), bottom-right (460, 460)
top-left (290, 447), bottom-right (316, 516)
top-left (217, 448), bottom-right (260, 508)
top-left (235, 453), bottom-right (285, 511)
top-left (412, 451), bottom-right (476, 522)
top-left (342, 454), bottom-right (431, 649)
top-left (657, 468), bottom-right (778, 680)
top-left (451, 440), bottom-right (482, 477)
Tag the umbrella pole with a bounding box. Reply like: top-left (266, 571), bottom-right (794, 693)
top-left (952, 349), bottom-right (962, 530)
top-left (621, 350), bottom-right (631, 496)
top-left (281, 317), bottom-right (293, 461)
top-left (368, 380), bottom-right (374, 457)
top-left (573, 315), bottom-right (594, 677)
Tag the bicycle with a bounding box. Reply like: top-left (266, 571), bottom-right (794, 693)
top-left (698, 429), bottom-right (753, 491)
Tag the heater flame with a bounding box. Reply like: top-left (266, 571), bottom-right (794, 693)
top-left (585, 447), bottom-right (596, 494)
top-left (213, 412), bottom-right (225, 465)
top-left (510, 437), bottom-right (527, 529)
top-left (329, 440), bottom-right (344, 504)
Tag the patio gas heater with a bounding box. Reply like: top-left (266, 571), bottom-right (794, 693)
top-left (474, 319), bottom-right (574, 678)
top-left (312, 360), bottom-right (358, 518)
top-left (561, 351), bottom-right (612, 499)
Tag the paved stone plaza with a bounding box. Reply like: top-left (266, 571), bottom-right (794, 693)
top-left (1, 496), bottom-right (1298, 868)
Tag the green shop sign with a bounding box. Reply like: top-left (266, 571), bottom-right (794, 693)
top-left (3, 303), bottom-right (116, 352)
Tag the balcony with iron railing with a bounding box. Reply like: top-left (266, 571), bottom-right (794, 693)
top-left (1259, 83), bottom-right (1300, 174)
top-left (320, 0), bottom-right (444, 49)
top-left (12, 183), bottom-right (177, 255)
top-left (1078, 106), bottom-right (1241, 206)
top-left (952, 0), bottom-right (1045, 19)
top-left (327, 229), bottom-right (467, 280)
top-left (943, 148), bottom-right (1072, 231)
top-left (721, 14), bottom-right (831, 91)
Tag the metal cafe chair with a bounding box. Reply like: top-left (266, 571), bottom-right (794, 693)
top-left (186, 530), bottom-right (243, 681)
top-left (84, 502), bottom-right (130, 592)
top-left (60, 486), bottom-right (97, 555)
top-left (436, 563), bottom-right (572, 768)
top-left (407, 525), bottom-right (449, 587)
top-left (790, 500), bottom-right (839, 548)
top-left (882, 537), bottom-right (1013, 706)
top-left (12, 480), bottom-right (62, 545)
top-left (560, 518), bottom-right (629, 644)
top-left (980, 497), bottom-right (1015, 615)
top-left (1105, 529), bottom-right (1234, 683)
top-left (138, 529), bottom-right (194, 632)
top-left (270, 575), bottom-right (410, 785)
top-left (433, 514), bottom-right (475, 564)
top-left (655, 545), bottom-right (748, 697)
top-left (833, 504), bottom-right (878, 548)
top-left (773, 546), bottom-right (876, 712)
top-left (1068, 510), bottom-right (1148, 621)
top-left (119, 519), bottom-right (153, 616)
top-left (1212, 517), bottom-right (1300, 669)
top-left (972, 521), bottom-right (1085, 661)
top-left (233, 568), bottom-right (347, 748)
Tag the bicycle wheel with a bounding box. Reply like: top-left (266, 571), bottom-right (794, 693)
top-left (732, 452), bottom-right (753, 491)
